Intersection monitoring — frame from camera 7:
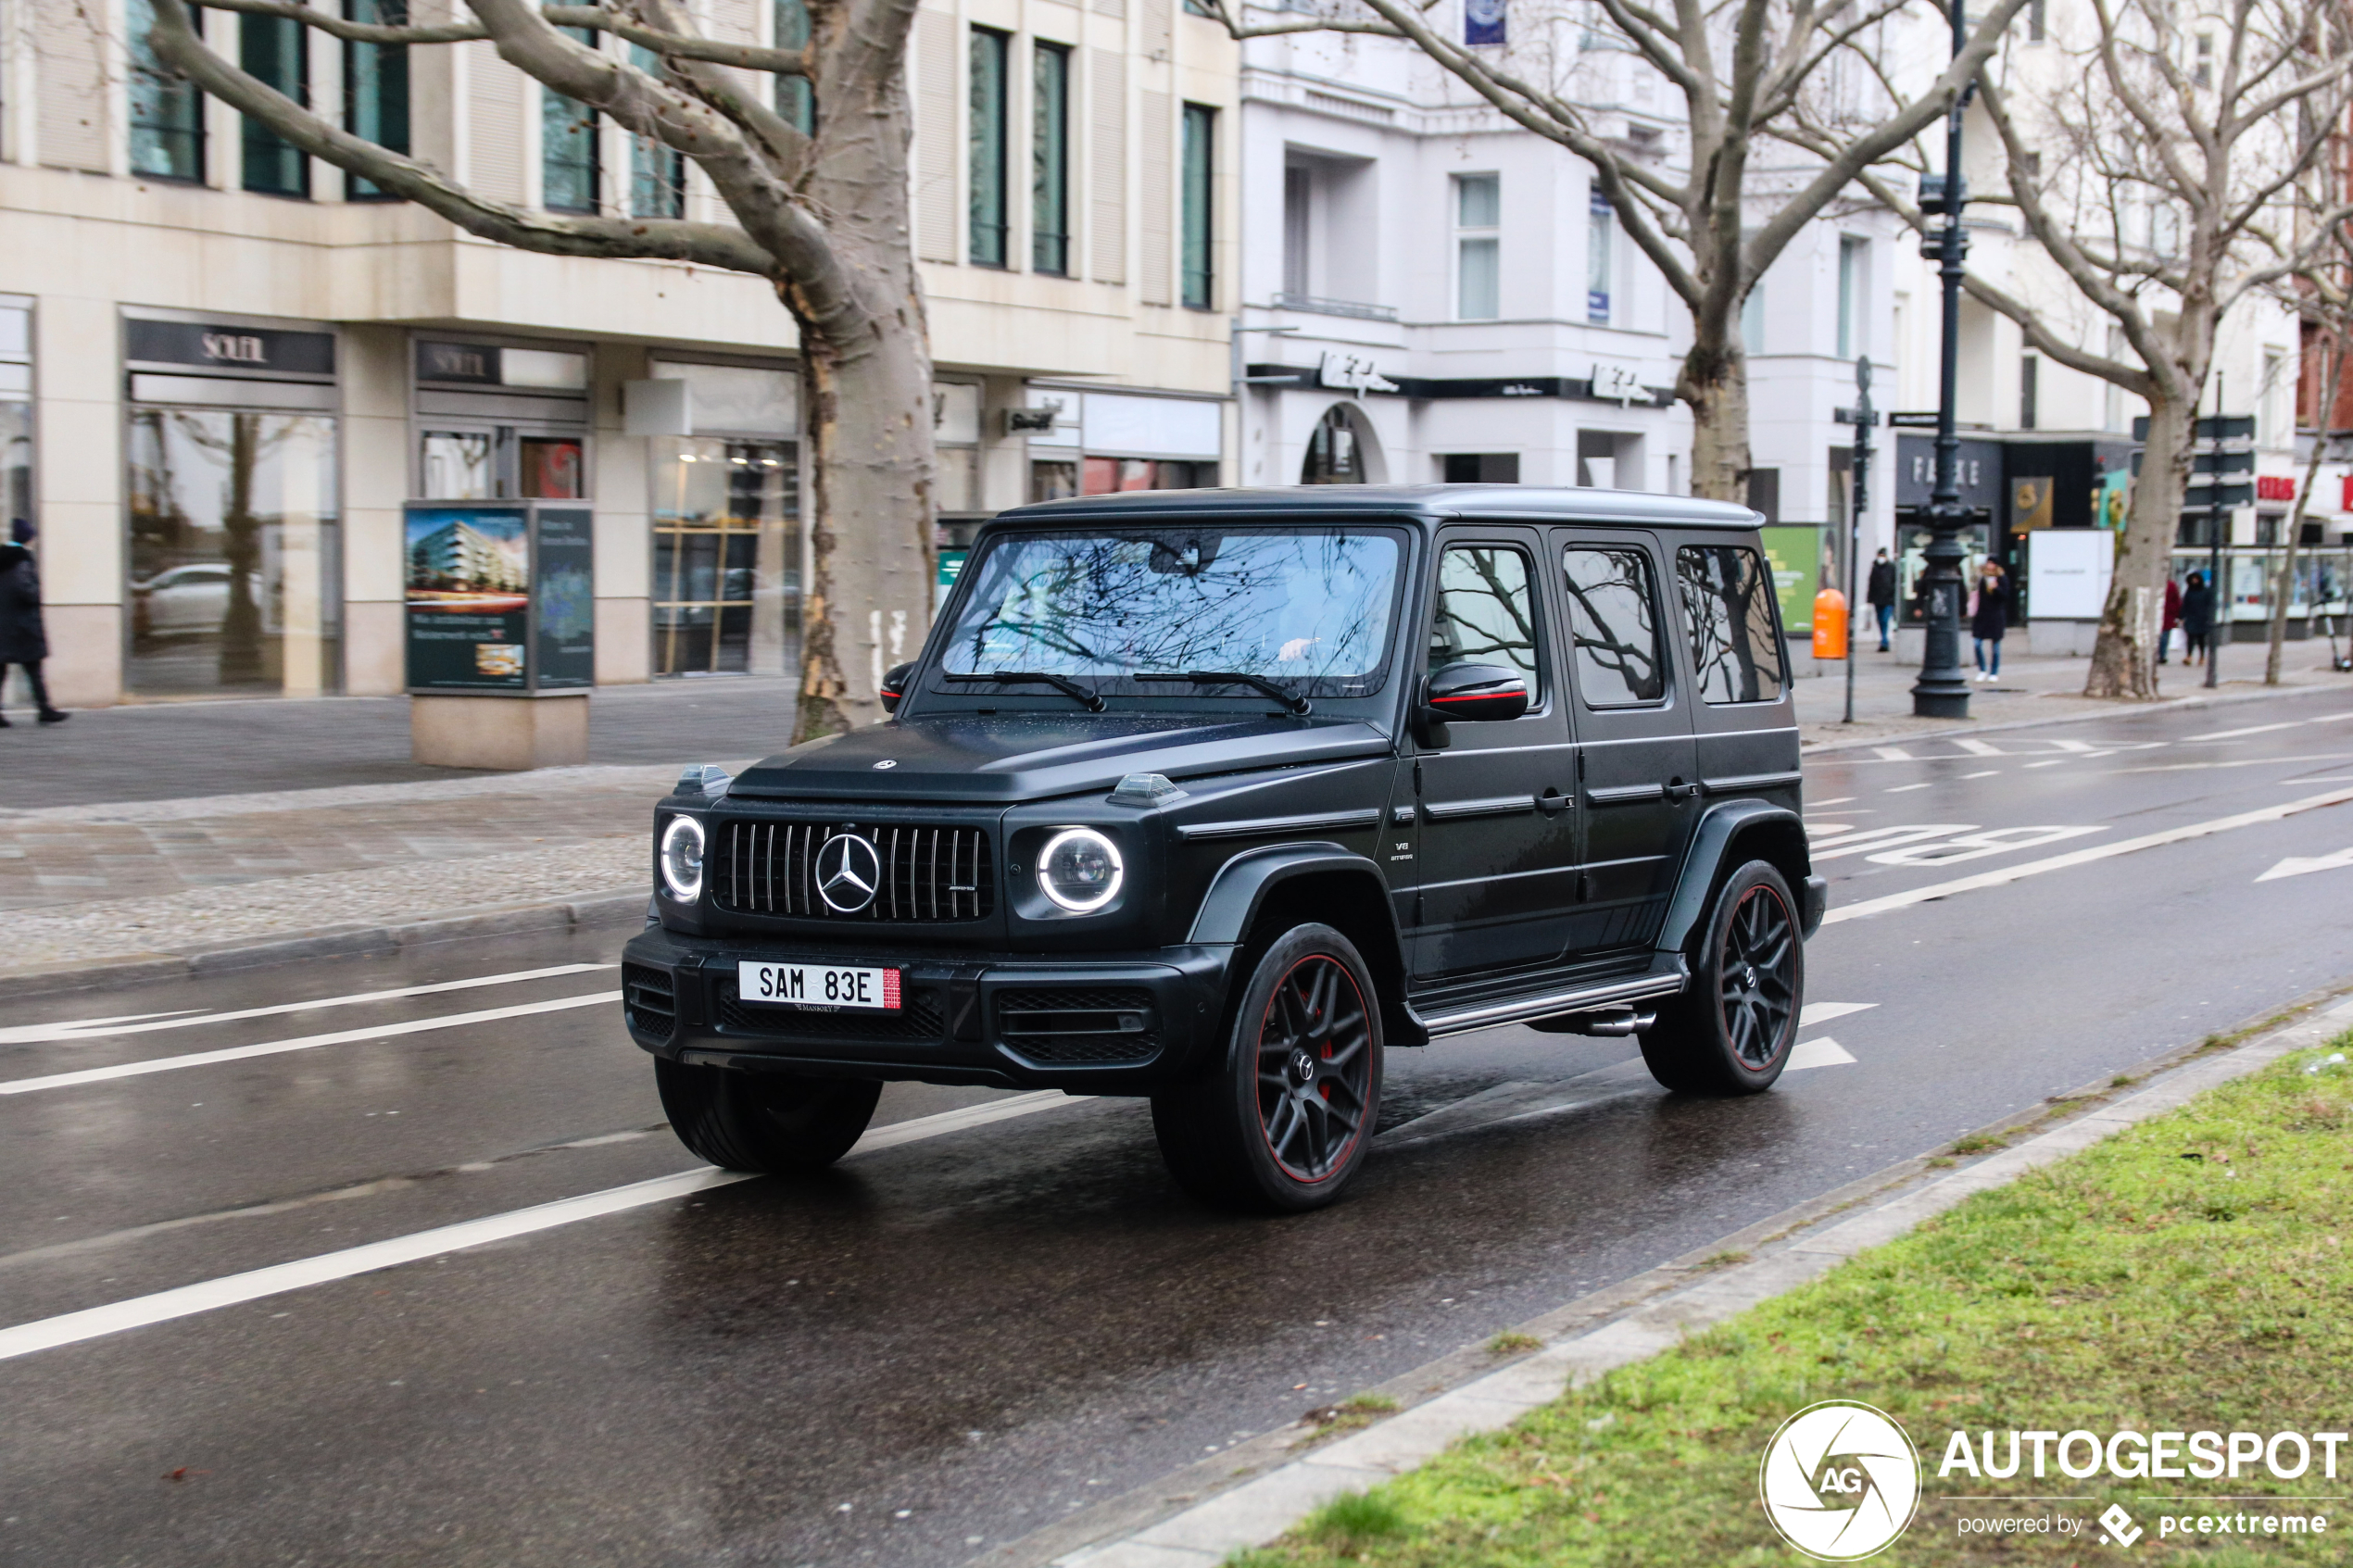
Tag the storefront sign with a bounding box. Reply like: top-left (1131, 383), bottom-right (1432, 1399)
top-left (416, 341), bottom-right (504, 385)
top-left (1317, 352), bottom-right (1399, 396)
top-left (2257, 475), bottom-right (2296, 502)
top-left (125, 319), bottom-right (335, 377)
top-left (405, 501), bottom-right (595, 692)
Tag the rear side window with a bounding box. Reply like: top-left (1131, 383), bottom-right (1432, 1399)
top-left (1675, 545), bottom-right (1785, 703)
top-left (1432, 545), bottom-right (1541, 691)
top-left (1562, 545), bottom-right (1666, 706)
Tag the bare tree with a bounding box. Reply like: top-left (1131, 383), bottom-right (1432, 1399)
top-left (1860, 0), bottom-right (2353, 698)
top-left (1202, 0), bottom-right (2025, 503)
top-left (147, 0), bottom-right (936, 738)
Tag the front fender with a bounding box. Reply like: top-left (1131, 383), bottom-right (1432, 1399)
top-left (1655, 800), bottom-right (1811, 959)
top-left (1185, 842), bottom-right (1392, 946)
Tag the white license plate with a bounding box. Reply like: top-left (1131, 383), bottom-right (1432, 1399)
top-left (737, 961), bottom-right (900, 1010)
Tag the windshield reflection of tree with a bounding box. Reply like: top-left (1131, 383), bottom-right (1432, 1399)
top-left (956, 535), bottom-right (1394, 682)
top-left (1679, 547), bottom-right (1776, 702)
top-left (1563, 548), bottom-right (1661, 702)
top-left (1433, 548), bottom-right (1536, 676)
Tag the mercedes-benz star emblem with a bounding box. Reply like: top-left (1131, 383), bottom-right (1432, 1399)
top-left (815, 833), bottom-right (882, 913)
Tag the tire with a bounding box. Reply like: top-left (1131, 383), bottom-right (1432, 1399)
top-left (1638, 859), bottom-right (1804, 1096)
top-left (655, 1058), bottom-right (882, 1173)
top-left (1151, 923), bottom-right (1385, 1213)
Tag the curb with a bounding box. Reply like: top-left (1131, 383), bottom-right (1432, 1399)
top-left (1799, 673), bottom-right (2349, 755)
top-left (1003, 984), bottom-right (2353, 1568)
top-left (0, 888), bottom-right (648, 1003)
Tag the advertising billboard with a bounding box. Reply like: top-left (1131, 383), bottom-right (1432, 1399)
top-left (405, 501), bottom-right (595, 693)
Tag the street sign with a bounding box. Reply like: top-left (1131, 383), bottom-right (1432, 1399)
top-left (2192, 449), bottom-right (2254, 475)
top-left (2131, 414), bottom-right (2254, 444)
top-left (2183, 481), bottom-right (2254, 508)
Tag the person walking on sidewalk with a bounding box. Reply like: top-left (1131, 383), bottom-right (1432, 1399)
top-left (2158, 574), bottom-right (2182, 664)
top-left (1969, 559), bottom-right (2010, 682)
top-left (2180, 570), bottom-right (2215, 667)
top-left (1866, 548), bottom-right (1897, 652)
top-left (0, 520), bottom-right (69, 727)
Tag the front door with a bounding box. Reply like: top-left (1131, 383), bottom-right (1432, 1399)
top-left (1410, 531), bottom-right (1582, 979)
top-left (1552, 531), bottom-right (1698, 952)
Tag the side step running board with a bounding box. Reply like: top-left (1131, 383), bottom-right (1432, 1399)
top-left (1407, 970), bottom-right (1686, 1040)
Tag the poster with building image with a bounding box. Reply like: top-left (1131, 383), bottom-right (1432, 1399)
top-left (405, 503), bottom-right (531, 689)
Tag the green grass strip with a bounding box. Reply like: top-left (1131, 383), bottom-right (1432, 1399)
top-left (1237, 1037), bottom-right (2353, 1566)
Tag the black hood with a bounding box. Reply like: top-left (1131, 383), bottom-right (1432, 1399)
top-left (726, 713), bottom-right (1394, 804)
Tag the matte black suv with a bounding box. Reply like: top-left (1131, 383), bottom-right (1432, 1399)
top-left (622, 485), bottom-right (1824, 1210)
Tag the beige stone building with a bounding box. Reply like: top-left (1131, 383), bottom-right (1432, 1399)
top-left (0, 0), bottom-right (1236, 709)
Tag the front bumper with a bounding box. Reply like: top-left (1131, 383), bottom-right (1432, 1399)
top-left (620, 926), bottom-right (1235, 1092)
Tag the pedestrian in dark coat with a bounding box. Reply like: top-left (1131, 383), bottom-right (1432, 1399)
top-left (2179, 571), bottom-right (2215, 666)
top-left (0, 520), bottom-right (67, 726)
top-left (2158, 576), bottom-right (2182, 664)
top-left (1969, 560), bottom-right (2010, 682)
top-left (1865, 548), bottom-right (1898, 651)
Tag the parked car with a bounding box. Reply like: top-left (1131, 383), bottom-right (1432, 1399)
top-left (130, 562), bottom-right (233, 637)
top-left (623, 485), bottom-right (1823, 1210)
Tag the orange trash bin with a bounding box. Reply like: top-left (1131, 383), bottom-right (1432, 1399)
top-left (1812, 588), bottom-right (1848, 660)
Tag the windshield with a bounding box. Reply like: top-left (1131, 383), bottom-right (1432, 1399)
top-left (938, 528), bottom-right (1405, 696)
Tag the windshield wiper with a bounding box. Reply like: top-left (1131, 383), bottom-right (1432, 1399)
top-left (941, 671), bottom-right (1107, 712)
top-left (1136, 671), bottom-right (1312, 716)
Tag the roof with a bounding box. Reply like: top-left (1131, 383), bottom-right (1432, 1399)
top-left (988, 483), bottom-right (1766, 531)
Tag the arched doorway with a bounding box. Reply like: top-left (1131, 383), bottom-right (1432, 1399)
top-left (1300, 402), bottom-right (1384, 483)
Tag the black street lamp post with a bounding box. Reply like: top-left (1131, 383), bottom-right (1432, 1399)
top-left (1912, 0), bottom-right (1975, 719)
top-left (1845, 357), bottom-right (1875, 725)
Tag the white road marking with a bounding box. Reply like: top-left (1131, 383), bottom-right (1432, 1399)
top-left (1887, 782), bottom-right (1933, 793)
top-left (0, 1091), bottom-right (1091, 1361)
top-left (1959, 770), bottom-right (2000, 780)
top-left (1824, 787), bottom-right (2353, 924)
top-left (0, 992), bottom-right (621, 1097)
top-left (2186, 721), bottom-right (2301, 741)
top-left (1811, 824), bottom-right (1977, 861)
top-left (1864, 825), bottom-right (2105, 868)
top-left (1797, 1002), bottom-right (1876, 1028)
top-left (1872, 746), bottom-right (1915, 760)
top-left (1808, 797), bottom-right (1857, 807)
top-left (0, 964), bottom-right (616, 1047)
top-left (2116, 753), bottom-right (2353, 774)
top-left (2257, 847), bottom-right (2353, 883)
top-left (2024, 759), bottom-right (2067, 769)
top-left (1785, 1037), bottom-right (1856, 1072)
top-left (1953, 739), bottom-right (2004, 757)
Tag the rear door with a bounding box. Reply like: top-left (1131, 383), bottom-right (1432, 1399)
top-left (1552, 530), bottom-right (1698, 951)
top-left (1409, 528), bottom-right (1581, 979)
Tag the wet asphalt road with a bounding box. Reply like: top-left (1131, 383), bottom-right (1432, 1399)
top-left (6, 691), bottom-right (2353, 1566)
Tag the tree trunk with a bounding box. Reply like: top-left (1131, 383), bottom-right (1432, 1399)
top-left (1681, 340), bottom-right (1753, 505)
top-left (2086, 389), bottom-right (2193, 699)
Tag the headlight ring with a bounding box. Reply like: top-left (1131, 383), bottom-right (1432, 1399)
top-left (1037, 827), bottom-right (1124, 913)
top-left (660, 815), bottom-right (706, 902)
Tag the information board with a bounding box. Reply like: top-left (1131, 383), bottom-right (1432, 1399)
top-left (534, 506), bottom-right (597, 688)
top-left (405, 501), bottom-right (596, 693)
top-left (1756, 525), bottom-right (1827, 634)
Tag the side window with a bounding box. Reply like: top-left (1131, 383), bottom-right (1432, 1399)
top-left (1562, 545), bottom-right (1666, 706)
top-left (1432, 545), bottom-right (1541, 694)
top-left (1675, 545), bottom-right (1786, 703)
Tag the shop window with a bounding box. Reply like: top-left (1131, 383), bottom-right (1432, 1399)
top-left (344, 0), bottom-right (409, 197)
top-left (127, 408), bottom-right (342, 696)
top-left (131, 0), bottom-right (206, 182)
top-left (1032, 44), bottom-right (1071, 275)
top-left (1031, 459), bottom-right (1077, 502)
top-left (521, 437), bottom-right (584, 497)
top-left (421, 432), bottom-right (493, 499)
top-left (1181, 104), bottom-right (1215, 308)
top-left (1302, 405), bottom-right (1366, 483)
top-left (969, 27), bottom-right (1010, 267)
top-left (543, 31), bottom-right (601, 214)
top-left (241, 12), bottom-right (310, 196)
top-left (1078, 458), bottom-right (1212, 495)
top-left (0, 301), bottom-right (28, 539)
top-left (1442, 454), bottom-right (1518, 483)
top-left (652, 438), bottom-right (798, 675)
top-left (774, 0), bottom-right (815, 133)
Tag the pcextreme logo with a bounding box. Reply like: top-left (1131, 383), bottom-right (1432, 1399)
top-left (1759, 1400), bottom-right (1923, 1561)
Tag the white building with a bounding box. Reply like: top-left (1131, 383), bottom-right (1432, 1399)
top-left (1235, 16), bottom-right (1900, 641)
top-left (0, 0), bottom-right (1237, 709)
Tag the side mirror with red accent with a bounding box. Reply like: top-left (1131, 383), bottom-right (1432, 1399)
top-left (1423, 662), bottom-right (1530, 723)
top-left (880, 661), bottom-right (915, 715)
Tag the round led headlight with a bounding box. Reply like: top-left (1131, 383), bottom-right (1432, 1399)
top-left (660, 815), bottom-right (706, 902)
top-left (1037, 828), bottom-right (1124, 913)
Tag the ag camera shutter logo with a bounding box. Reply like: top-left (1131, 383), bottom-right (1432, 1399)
top-left (1759, 1400), bottom-right (1922, 1561)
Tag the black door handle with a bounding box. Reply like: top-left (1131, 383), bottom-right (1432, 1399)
top-left (1537, 787), bottom-right (1570, 814)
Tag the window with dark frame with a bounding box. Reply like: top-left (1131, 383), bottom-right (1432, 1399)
top-left (1432, 546), bottom-right (1541, 695)
top-left (968, 27), bottom-right (1011, 267)
top-left (2020, 354), bottom-right (2039, 430)
top-left (1181, 104), bottom-right (1215, 308)
top-left (1032, 43), bottom-right (1071, 275)
top-left (542, 27), bottom-right (601, 213)
top-left (1676, 545), bottom-right (1786, 703)
top-left (774, 0), bottom-right (815, 134)
top-left (241, 10), bottom-right (310, 196)
top-left (130, 0), bottom-right (206, 182)
top-left (628, 45), bottom-right (686, 218)
top-left (343, 0), bottom-right (409, 197)
top-left (1562, 546), bottom-right (1667, 706)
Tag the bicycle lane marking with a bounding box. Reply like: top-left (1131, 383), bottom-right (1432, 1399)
top-left (1822, 788), bottom-right (2353, 925)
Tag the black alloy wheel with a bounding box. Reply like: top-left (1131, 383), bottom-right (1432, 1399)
top-left (1151, 922), bottom-right (1385, 1212)
top-left (1637, 859), bottom-right (1804, 1095)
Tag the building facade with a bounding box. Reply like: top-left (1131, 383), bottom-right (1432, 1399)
top-left (0, 0), bottom-right (1236, 709)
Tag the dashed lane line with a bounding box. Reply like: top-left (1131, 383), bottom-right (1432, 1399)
top-left (1823, 787), bottom-right (2353, 925)
top-left (0, 1091), bottom-right (1088, 1362)
top-left (0, 992), bottom-right (622, 1097)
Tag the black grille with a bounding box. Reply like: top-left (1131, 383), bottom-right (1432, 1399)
top-left (996, 986), bottom-right (1158, 1065)
top-left (710, 821), bottom-right (994, 922)
top-left (623, 963), bottom-right (676, 1043)
top-left (714, 980), bottom-right (946, 1042)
